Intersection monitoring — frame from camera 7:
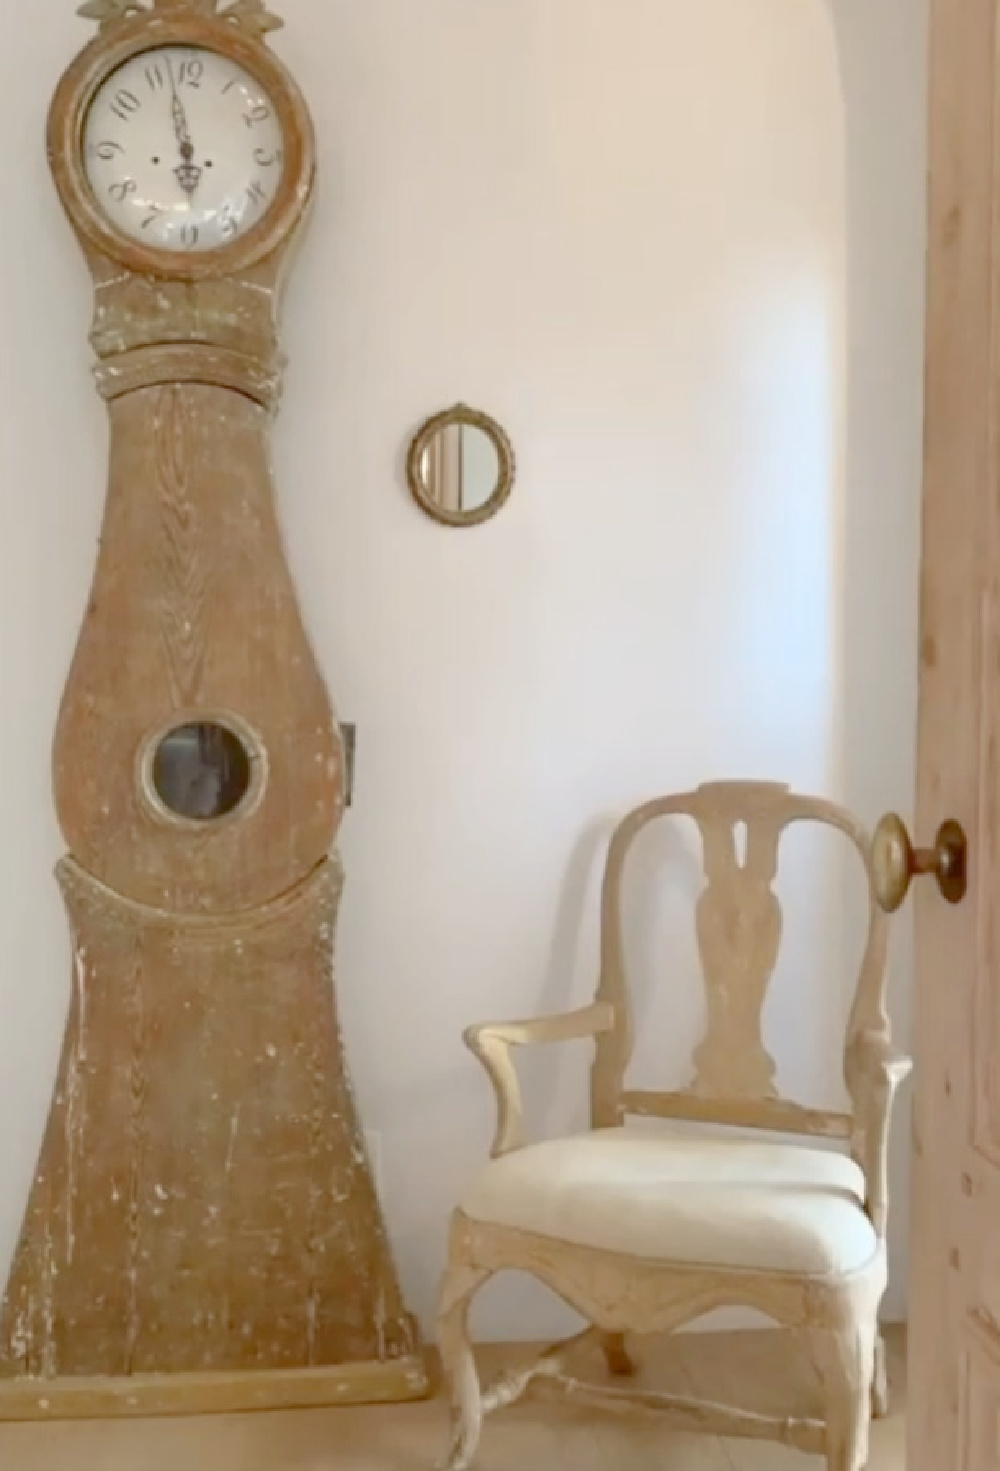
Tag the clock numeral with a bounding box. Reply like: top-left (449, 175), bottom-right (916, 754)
top-left (108, 178), bottom-right (138, 204)
top-left (219, 206), bottom-right (239, 241)
top-left (222, 75), bottom-right (240, 95)
top-left (91, 140), bottom-right (125, 161)
top-left (178, 58), bottom-right (204, 89)
top-left (246, 180), bottom-right (268, 210)
top-left (181, 223), bottom-right (200, 250)
top-left (109, 88), bottom-right (141, 123)
top-left (141, 204), bottom-right (164, 230)
top-left (253, 147), bottom-right (282, 169)
top-left (243, 104), bottom-right (272, 128)
top-left (145, 63), bottom-right (166, 92)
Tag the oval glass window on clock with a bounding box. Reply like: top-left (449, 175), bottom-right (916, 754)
top-left (151, 721), bottom-right (254, 823)
top-left (82, 46), bottom-right (286, 254)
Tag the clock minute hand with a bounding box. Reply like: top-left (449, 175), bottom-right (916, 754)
top-left (173, 96), bottom-right (194, 158)
top-left (167, 60), bottom-right (201, 195)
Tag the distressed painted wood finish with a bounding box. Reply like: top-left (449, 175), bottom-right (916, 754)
top-left (53, 380), bottom-right (342, 915)
top-left (440, 1215), bottom-right (887, 1471)
top-left (2, 861), bottom-right (418, 1384)
top-left (441, 783), bottom-right (908, 1470)
top-left (907, 0), bottom-right (1000, 1465)
top-left (0, 0), bottom-right (426, 1411)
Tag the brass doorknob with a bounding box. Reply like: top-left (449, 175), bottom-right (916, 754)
top-left (872, 814), bottom-right (968, 914)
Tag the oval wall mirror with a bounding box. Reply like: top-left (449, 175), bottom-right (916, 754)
top-left (407, 405), bottom-right (515, 528)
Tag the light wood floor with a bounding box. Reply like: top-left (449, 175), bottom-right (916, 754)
top-left (0, 1329), bottom-right (905, 1470)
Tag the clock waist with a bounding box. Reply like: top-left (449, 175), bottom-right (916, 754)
top-left (94, 343), bottom-right (285, 411)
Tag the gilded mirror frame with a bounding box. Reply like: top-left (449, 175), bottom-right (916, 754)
top-left (406, 404), bottom-right (516, 529)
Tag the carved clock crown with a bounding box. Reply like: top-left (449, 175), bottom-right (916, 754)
top-left (79, 0), bottom-right (283, 38)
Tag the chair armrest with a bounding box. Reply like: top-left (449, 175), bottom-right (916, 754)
top-left (845, 1030), bottom-right (914, 1238)
top-left (464, 1003), bottom-right (615, 1159)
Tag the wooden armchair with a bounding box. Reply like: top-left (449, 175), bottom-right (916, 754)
top-left (437, 783), bottom-right (910, 1471)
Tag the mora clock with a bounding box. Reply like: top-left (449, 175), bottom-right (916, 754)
top-left (0, 0), bottom-right (426, 1417)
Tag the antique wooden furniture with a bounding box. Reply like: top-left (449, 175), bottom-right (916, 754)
top-left (0, 0), bottom-right (426, 1418)
top-left (438, 782), bottom-right (910, 1471)
top-left (407, 405), bottom-right (515, 528)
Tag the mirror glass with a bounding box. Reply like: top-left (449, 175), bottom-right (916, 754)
top-left (418, 424), bottom-right (502, 515)
top-left (152, 722), bottom-right (253, 822)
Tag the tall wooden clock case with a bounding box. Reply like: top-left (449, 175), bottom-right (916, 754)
top-left (0, 0), bottom-right (426, 1417)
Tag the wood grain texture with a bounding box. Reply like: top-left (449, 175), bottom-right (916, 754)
top-left (52, 381), bottom-right (342, 915)
top-left (440, 783), bottom-right (906, 1470)
top-left (909, 0), bottom-right (1000, 1466)
top-left (0, 1), bottom-right (425, 1409)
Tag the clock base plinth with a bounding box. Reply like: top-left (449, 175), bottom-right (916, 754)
top-left (0, 859), bottom-right (422, 1396)
top-left (0, 1356), bottom-right (432, 1422)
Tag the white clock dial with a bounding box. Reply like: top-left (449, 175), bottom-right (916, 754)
top-left (83, 46), bottom-right (285, 254)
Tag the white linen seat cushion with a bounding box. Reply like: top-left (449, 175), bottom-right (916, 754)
top-left (460, 1127), bottom-right (877, 1278)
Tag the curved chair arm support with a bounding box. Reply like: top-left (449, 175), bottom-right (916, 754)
top-left (845, 1029), bottom-right (914, 1238)
top-left (464, 1004), bottom-right (615, 1158)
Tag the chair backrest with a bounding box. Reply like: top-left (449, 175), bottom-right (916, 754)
top-left (591, 782), bottom-right (889, 1140)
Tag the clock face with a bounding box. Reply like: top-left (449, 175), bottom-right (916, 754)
top-left (82, 46), bottom-right (285, 255)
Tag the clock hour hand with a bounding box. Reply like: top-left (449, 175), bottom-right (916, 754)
top-left (167, 59), bottom-right (201, 196)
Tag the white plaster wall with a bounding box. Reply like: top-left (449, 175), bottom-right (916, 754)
top-left (0, 0), bottom-right (925, 1341)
